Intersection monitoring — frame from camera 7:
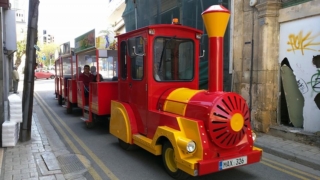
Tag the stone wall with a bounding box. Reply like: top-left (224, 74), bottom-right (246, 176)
top-left (232, 0), bottom-right (281, 132)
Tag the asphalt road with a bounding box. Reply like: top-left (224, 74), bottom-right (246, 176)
top-left (32, 79), bottom-right (320, 180)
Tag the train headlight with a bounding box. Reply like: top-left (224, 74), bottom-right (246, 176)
top-left (252, 131), bottom-right (257, 142)
top-left (177, 138), bottom-right (196, 153)
top-left (186, 141), bottom-right (196, 153)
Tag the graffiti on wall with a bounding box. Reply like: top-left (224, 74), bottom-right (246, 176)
top-left (297, 78), bottom-right (308, 94)
top-left (279, 15), bottom-right (320, 132)
top-left (309, 55), bottom-right (320, 109)
top-left (287, 31), bottom-right (320, 55)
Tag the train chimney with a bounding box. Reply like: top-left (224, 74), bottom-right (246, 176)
top-left (202, 5), bottom-right (230, 92)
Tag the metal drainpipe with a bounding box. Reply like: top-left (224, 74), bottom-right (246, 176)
top-left (134, 0), bottom-right (137, 30)
top-left (248, 7), bottom-right (255, 129)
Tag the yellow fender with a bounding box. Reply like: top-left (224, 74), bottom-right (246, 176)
top-left (110, 100), bottom-right (137, 144)
top-left (153, 117), bottom-right (204, 175)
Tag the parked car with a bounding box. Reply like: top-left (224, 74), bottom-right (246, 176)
top-left (34, 69), bottom-right (55, 80)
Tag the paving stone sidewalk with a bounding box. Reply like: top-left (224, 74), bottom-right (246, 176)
top-left (255, 132), bottom-right (320, 170)
top-left (1, 113), bottom-right (65, 180)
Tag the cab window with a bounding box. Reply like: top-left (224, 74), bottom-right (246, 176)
top-left (153, 37), bottom-right (194, 81)
top-left (128, 36), bottom-right (144, 80)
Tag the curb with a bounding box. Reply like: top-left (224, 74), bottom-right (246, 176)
top-left (255, 141), bottom-right (320, 171)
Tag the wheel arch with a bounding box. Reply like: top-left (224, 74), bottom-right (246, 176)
top-left (110, 100), bottom-right (138, 144)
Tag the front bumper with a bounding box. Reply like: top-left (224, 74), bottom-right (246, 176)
top-left (197, 147), bottom-right (262, 176)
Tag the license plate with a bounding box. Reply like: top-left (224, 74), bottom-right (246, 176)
top-left (219, 156), bottom-right (247, 170)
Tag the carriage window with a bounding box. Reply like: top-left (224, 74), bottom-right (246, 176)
top-left (154, 37), bottom-right (194, 81)
top-left (62, 57), bottom-right (72, 78)
top-left (120, 41), bottom-right (127, 79)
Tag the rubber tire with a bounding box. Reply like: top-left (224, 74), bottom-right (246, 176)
top-left (85, 121), bottom-right (95, 129)
top-left (118, 139), bottom-right (138, 151)
top-left (66, 102), bottom-right (72, 114)
top-left (34, 76), bottom-right (37, 80)
top-left (58, 95), bottom-right (63, 105)
top-left (162, 141), bottom-right (190, 180)
top-left (50, 75), bottom-right (55, 79)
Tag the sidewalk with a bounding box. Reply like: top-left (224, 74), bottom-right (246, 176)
top-left (0, 93), bottom-right (320, 180)
top-left (0, 91), bottom-right (87, 180)
top-left (1, 112), bottom-right (65, 180)
top-left (255, 132), bottom-right (320, 170)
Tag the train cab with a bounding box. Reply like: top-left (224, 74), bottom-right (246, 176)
top-left (115, 22), bottom-right (202, 135)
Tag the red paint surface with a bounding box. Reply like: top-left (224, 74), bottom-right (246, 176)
top-left (208, 37), bottom-right (223, 92)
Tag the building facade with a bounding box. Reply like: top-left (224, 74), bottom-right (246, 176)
top-left (120, 0), bottom-right (320, 133)
top-left (233, 0), bottom-right (320, 133)
top-left (106, 0), bottom-right (126, 34)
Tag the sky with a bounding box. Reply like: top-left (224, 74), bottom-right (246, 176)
top-left (38, 0), bottom-right (111, 45)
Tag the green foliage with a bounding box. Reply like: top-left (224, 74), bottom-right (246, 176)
top-left (15, 39), bottom-right (27, 68)
top-left (37, 43), bottom-right (59, 67)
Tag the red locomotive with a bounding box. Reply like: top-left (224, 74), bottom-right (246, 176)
top-left (109, 5), bottom-right (262, 179)
top-left (54, 4), bottom-right (262, 179)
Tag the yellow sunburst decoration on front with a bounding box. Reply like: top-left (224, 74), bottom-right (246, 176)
top-left (230, 113), bottom-right (244, 132)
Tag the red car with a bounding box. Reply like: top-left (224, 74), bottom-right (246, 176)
top-left (34, 69), bottom-right (55, 80)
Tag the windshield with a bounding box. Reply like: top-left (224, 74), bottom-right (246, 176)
top-left (153, 37), bottom-right (194, 81)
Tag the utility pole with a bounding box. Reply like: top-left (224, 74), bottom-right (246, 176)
top-left (20, 0), bottom-right (39, 142)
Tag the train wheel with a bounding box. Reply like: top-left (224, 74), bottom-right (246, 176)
top-left (85, 121), bottom-right (95, 129)
top-left (58, 95), bottom-right (62, 105)
top-left (66, 103), bottom-right (72, 114)
top-left (118, 139), bottom-right (138, 151)
top-left (162, 141), bottom-right (189, 180)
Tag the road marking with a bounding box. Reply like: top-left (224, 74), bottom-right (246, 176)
top-left (34, 92), bottom-right (119, 180)
top-left (261, 160), bottom-right (310, 180)
top-left (34, 93), bottom-right (102, 180)
top-left (262, 158), bottom-right (320, 179)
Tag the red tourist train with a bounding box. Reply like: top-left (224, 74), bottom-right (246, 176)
top-left (55, 5), bottom-right (262, 179)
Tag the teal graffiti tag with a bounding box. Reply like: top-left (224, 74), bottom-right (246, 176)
top-left (308, 70), bottom-right (320, 92)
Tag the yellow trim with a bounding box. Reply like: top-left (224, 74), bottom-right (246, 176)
top-left (163, 88), bottom-right (202, 116)
top-left (133, 135), bottom-right (162, 155)
top-left (164, 147), bottom-right (177, 172)
top-left (109, 101), bottom-right (132, 143)
top-left (132, 117), bottom-right (203, 176)
top-left (253, 146), bottom-right (263, 152)
top-left (202, 12), bottom-right (230, 37)
top-left (230, 113), bottom-right (244, 132)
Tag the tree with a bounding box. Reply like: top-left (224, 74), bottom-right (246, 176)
top-left (15, 39), bottom-right (27, 68)
top-left (37, 43), bottom-right (58, 67)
